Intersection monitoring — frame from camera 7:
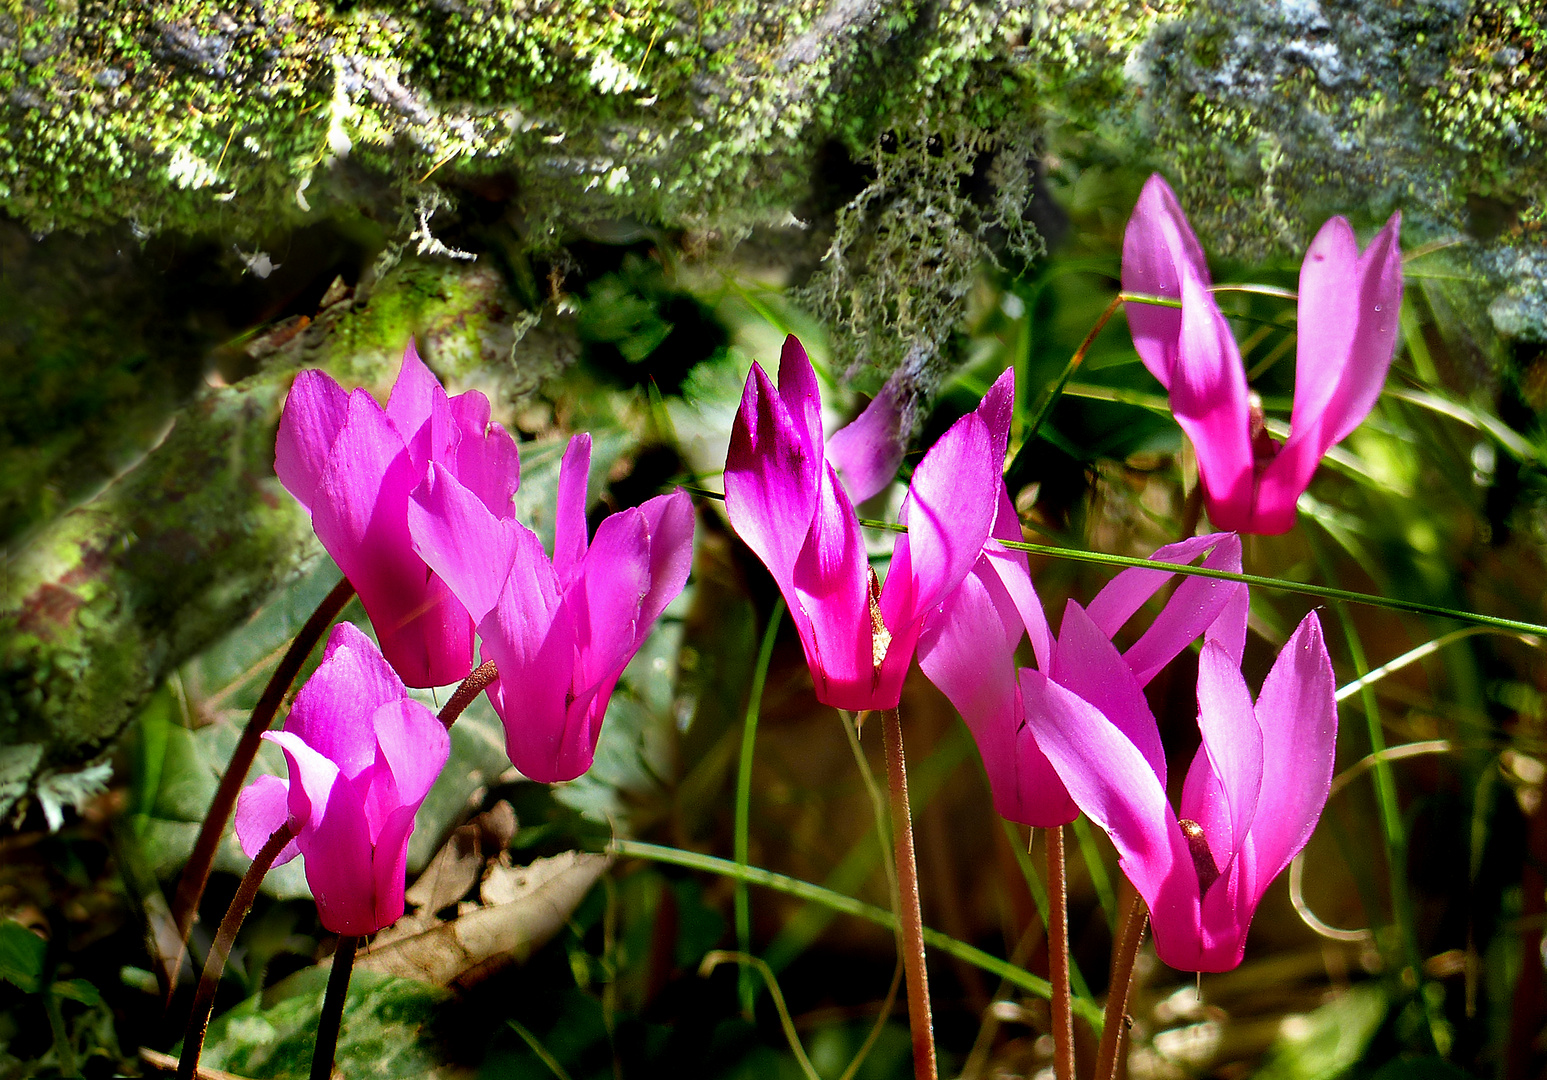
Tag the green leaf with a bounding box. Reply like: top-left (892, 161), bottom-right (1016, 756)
top-left (198, 967), bottom-right (453, 1079)
top-left (1253, 985), bottom-right (1387, 1080)
top-left (50, 978), bottom-right (103, 1007)
top-left (0, 919), bottom-right (45, 994)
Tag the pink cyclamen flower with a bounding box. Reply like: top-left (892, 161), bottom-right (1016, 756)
top-left (1023, 611), bottom-right (1337, 972)
top-left (725, 335), bottom-right (1013, 712)
top-left (235, 622), bottom-right (450, 935)
top-left (276, 339), bottom-right (521, 687)
top-left (407, 433), bottom-right (694, 783)
top-left (919, 525), bottom-right (1247, 828)
top-left (1123, 173), bottom-right (1403, 534)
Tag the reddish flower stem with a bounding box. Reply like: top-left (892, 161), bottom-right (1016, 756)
top-left (880, 706), bottom-right (937, 1080)
top-left (177, 822), bottom-right (296, 1080)
top-left (168, 578), bottom-right (355, 997)
top-left (311, 935), bottom-right (360, 1080)
top-left (1096, 891), bottom-right (1149, 1080)
top-left (438, 660), bottom-right (498, 728)
top-left (1047, 826), bottom-right (1075, 1080)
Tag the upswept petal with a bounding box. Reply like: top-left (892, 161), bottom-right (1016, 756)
top-left (1121, 174), bottom-right (1212, 387)
top-left (292, 768), bottom-right (378, 935)
top-left (369, 696), bottom-right (450, 812)
top-left (234, 774), bottom-right (301, 865)
top-left (386, 340), bottom-right (456, 474)
top-left (1119, 534), bottom-right (1247, 685)
top-left (313, 390), bottom-right (470, 687)
top-left (725, 362), bottom-right (819, 594)
top-left (777, 335), bottom-right (825, 469)
top-left (1247, 613), bottom-right (1336, 896)
top-left (790, 462), bottom-right (872, 708)
top-left (263, 730), bottom-right (341, 835)
top-left (572, 507), bottom-right (651, 686)
top-left (983, 486), bottom-right (1052, 671)
top-left (451, 398), bottom-right (521, 520)
top-left (1019, 670), bottom-right (1200, 965)
top-left (285, 622), bottom-right (408, 778)
top-left (826, 369), bottom-right (908, 505)
top-left (1255, 214), bottom-right (1403, 530)
top-left (368, 802), bottom-right (421, 933)
top-left (553, 433), bottom-right (592, 587)
top-left (1171, 273), bottom-right (1255, 530)
top-left (637, 489), bottom-right (696, 631)
top-left (1049, 602), bottom-right (1167, 787)
top-left (975, 367), bottom-right (1017, 466)
top-left (1191, 642), bottom-right (1264, 865)
top-left (882, 410), bottom-right (997, 624)
top-left (274, 370), bottom-right (350, 512)
top-left (487, 596), bottom-right (581, 783)
top-left (408, 462), bottom-right (518, 627)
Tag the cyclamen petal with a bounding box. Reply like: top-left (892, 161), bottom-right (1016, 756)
top-left (235, 623), bottom-right (449, 936)
top-left (274, 339), bottom-right (523, 686)
top-left (725, 338), bottom-right (1011, 712)
top-left (1121, 174), bottom-right (1403, 534)
top-left (409, 432), bottom-right (695, 784)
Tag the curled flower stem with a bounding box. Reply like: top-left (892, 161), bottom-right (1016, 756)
top-left (177, 822), bottom-right (296, 1080)
top-left (438, 659), bottom-right (499, 728)
top-left (311, 935), bottom-right (359, 1080)
top-left (881, 706), bottom-right (937, 1080)
top-left (169, 578), bottom-right (355, 998)
top-left (1046, 827), bottom-right (1075, 1080)
top-left (1096, 892), bottom-right (1148, 1080)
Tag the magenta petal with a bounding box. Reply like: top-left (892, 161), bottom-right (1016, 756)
top-left (285, 623), bottom-right (407, 778)
top-left (275, 370), bottom-right (351, 513)
top-left (1119, 533), bottom-right (1247, 685)
top-left (975, 367), bottom-right (1017, 466)
top-left (573, 507), bottom-right (651, 686)
top-left (369, 697), bottom-right (450, 810)
top-left (1087, 533), bottom-right (1230, 634)
top-left (637, 489), bottom-right (695, 630)
top-left (725, 362), bottom-right (819, 595)
top-left (1172, 273), bottom-right (1254, 530)
top-left (453, 403), bottom-right (521, 520)
top-left (234, 774), bottom-right (301, 865)
top-left (1121, 174), bottom-right (1212, 387)
top-left (1191, 641), bottom-right (1264, 859)
top-left (790, 463), bottom-right (872, 709)
top-left (1178, 746), bottom-right (1232, 881)
top-left (264, 730), bottom-right (340, 833)
top-left (883, 410), bottom-right (997, 622)
top-left (1049, 602), bottom-right (1167, 787)
top-left (777, 335), bottom-right (825, 469)
top-left (1019, 669), bottom-right (1199, 960)
top-left (295, 770), bottom-right (378, 935)
top-left (826, 369), bottom-right (908, 505)
top-left (385, 340), bottom-right (456, 474)
top-left (1247, 613), bottom-right (1337, 897)
top-left (409, 463), bottom-right (518, 627)
top-left (368, 802), bottom-right (419, 932)
top-left (485, 594), bottom-right (580, 783)
top-left (553, 433), bottom-right (592, 587)
top-left (985, 486), bottom-right (1052, 670)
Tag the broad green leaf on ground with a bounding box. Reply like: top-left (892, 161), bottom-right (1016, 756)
top-left (196, 967), bottom-right (454, 1080)
top-left (1253, 984), bottom-right (1387, 1080)
top-left (0, 919), bottom-right (44, 993)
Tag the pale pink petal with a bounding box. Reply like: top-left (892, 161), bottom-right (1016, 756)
top-left (234, 774), bottom-right (301, 865)
top-left (284, 622), bottom-right (406, 779)
top-left (790, 462), bottom-right (872, 709)
top-left (553, 434), bottom-right (592, 588)
top-left (408, 462), bottom-right (518, 627)
top-left (385, 340), bottom-right (455, 474)
top-left (725, 362), bottom-right (819, 596)
top-left (636, 489), bottom-right (695, 631)
top-left (275, 370), bottom-right (350, 513)
top-left (1247, 613), bottom-right (1337, 898)
top-left (1254, 214), bottom-right (1404, 532)
top-left (1121, 174), bottom-right (1212, 387)
top-left (1191, 641), bottom-right (1264, 860)
top-left (1171, 273), bottom-right (1255, 531)
top-left (826, 369), bottom-right (908, 505)
top-left (1019, 670), bottom-right (1201, 967)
